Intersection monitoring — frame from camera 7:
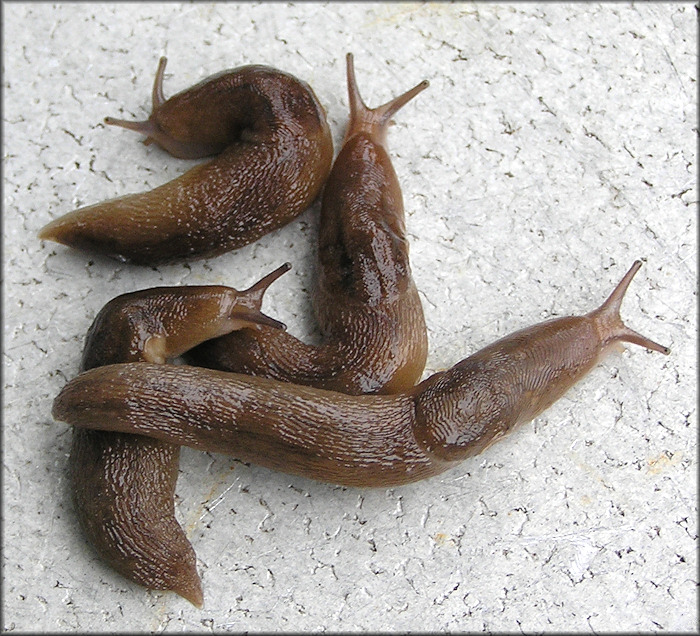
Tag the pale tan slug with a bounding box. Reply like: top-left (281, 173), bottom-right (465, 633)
top-left (54, 261), bottom-right (669, 490)
top-left (188, 53), bottom-right (430, 395)
top-left (70, 263), bottom-right (290, 607)
top-left (38, 57), bottom-right (333, 264)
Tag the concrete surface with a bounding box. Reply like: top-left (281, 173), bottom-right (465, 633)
top-left (2, 2), bottom-right (696, 632)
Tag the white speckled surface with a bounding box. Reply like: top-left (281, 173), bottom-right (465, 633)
top-left (3, 2), bottom-right (696, 632)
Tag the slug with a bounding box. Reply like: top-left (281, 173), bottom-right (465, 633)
top-left (53, 261), bottom-right (670, 489)
top-left (188, 53), bottom-right (430, 395)
top-left (37, 57), bottom-right (334, 264)
top-left (69, 263), bottom-right (290, 607)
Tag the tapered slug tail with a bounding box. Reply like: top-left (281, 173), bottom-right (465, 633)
top-left (344, 52), bottom-right (429, 143)
top-left (37, 220), bottom-right (56, 242)
top-left (37, 210), bottom-right (84, 244)
top-left (173, 572), bottom-right (204, 608)
top-left (242, 262), bottom-right (292, 303)
top-left (592, 260), bottom-right (670, 355)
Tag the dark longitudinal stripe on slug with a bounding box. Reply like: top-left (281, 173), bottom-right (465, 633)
top-left (55, 262), bottom-right (669, 488)
top-left (68, 263), bottom-right (290, 608)
top-left (38, 57), bottom-right (333, 264)
top-left (188, 53), bottom-right (430, 396)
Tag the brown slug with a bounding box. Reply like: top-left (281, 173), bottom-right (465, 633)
top-left (70, 263), bottom-right (290, 607)
top-left (53, 261), bottom-right (670, 489)
top-left (37, 57), bottom-right (334, 264)
top-left (188, 53), bottom-right (430, 395)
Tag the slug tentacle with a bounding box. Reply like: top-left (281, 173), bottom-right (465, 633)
top-left (103, 56), bottom-right (168, 141)
top-left (235, 262), bottom-right (292, 317)
top-left (588, 260), bottom-right (671, 355)
top-left (71, 265), bottom-right (288, 607)
top-left (104, 58), bottom-right (212, 159)
top-left (345, 52), bottom-right (429, 146)
top-left (55, 262), bottom-right (669, 490)
top-left (188, 54), bottom-right (430, 395)
top-left (151, 55), bottom-right (167, 108)
top-left (216, 262), bottom-right (293, 333)
top-left (38, 58), bottom-right (334, 264)
top-left (103, 115), bottom-right (159, 142)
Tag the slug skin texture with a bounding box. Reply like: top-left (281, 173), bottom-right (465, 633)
top-left (69, 264), bottom-right (290, 607)
top-left (43, 55), bottom-right (670, 610)
top-left (56, 261), bottom-right (669, 489)
top-left (189, 54), bottom-right (430, 396)
top-left (38, 57), bottom-right (333, 264)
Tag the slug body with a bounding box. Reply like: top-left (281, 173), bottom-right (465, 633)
top-left (69, 264), bottom-right (289, 607)
top-left (38, 57), bottom-right (334, 264)
top-left (188, 54), bottom-right (430, 395)
top-left (55, 262), bottom-right (669, 488)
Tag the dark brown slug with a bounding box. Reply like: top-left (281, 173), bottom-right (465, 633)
top-left (38, 57), bottom-right (333, 264)
top-left (188, 53), bottom-right (430, 395)
top-left (70, 263), bottom-right (290, 607)
top-left (54, 261), bottom-right (670, 490)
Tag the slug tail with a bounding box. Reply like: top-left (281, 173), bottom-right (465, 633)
top-left (172, 570), bottom-right (204, 608)
top-left (591, 260), bottom-right (670, 355)
top-left (36, 195), bottom-right (140, 257)
top-left (344, 53), bottom-right (429, 145)
top-left (37, 218), bottom-right (60, 243)
top-left (37, 210), bottom-right (87, 246)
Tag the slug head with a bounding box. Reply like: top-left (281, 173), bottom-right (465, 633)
top-left (103, 56), bottom-right (261, 159)
top-left (103, 57), bottom-right (201, 156)
top-left (411, 261), bottom-right (670, 463)
top-left (171, 262), bottom-right (291, 358)
top-left (588, 260), bottom-right (670, 356)
top-left (343, 53), bottom-right (429, 148)
top-left (224, 262), bottom-right (292, 333)
top-left (81, 263), bottom-right (291, 367)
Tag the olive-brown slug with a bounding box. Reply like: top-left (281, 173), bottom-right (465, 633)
top-left (53, 261), bottom-right (670, 489)
top-left (188, 53), bottom-right (430, 395)
top-left (70, 263), bottom-right (290, 607)
top-left (37, 57), bottom-right (334, 264)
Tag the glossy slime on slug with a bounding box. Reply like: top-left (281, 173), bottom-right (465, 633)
top-left (47, 53), bottom-right (434, 607)
top-left (54, 261), bottom-right (670, 489)
top-left (70, 263), bottom-right (290, 608)
top-left (43, 53), bottom-right (671, 612)
top-left (189, 53), bottom-right (430, 395)
top-left (38, 57), bottom-right (334, 264)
